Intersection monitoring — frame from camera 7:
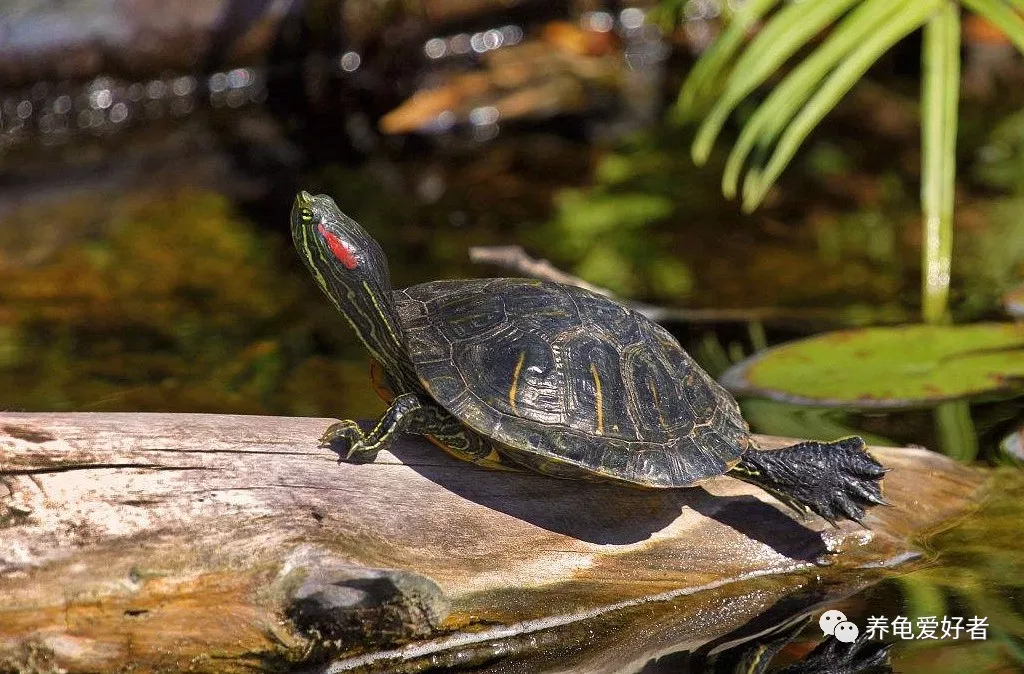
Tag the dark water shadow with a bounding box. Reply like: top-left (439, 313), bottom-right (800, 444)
top-left (642, 581), bottom-right (890, 674)
top-left (329, 432), bottom-right (827, 558)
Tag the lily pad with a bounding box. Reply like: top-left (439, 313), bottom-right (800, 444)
top-left (720, 323), bottom-right (1024, 409)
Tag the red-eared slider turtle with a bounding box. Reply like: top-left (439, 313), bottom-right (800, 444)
top-left (291, 191), bottom-right (887, 525)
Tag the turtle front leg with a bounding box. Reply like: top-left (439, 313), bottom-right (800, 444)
top-left (320, 393), bottom-right (424, 460)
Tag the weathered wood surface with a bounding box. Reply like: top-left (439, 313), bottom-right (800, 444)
top-left (0, 412), bottom-right (985, 673)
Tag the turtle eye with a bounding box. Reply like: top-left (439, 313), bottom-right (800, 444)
top-left (300, 208), bottom-right (314, 223)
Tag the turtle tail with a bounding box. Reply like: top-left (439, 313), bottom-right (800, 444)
top-left (730, 436), bottom-right (889, 526)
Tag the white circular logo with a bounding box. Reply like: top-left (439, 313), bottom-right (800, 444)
top-left (819, 609), bottom-right (847, 636)
top-left (834, 621), bottom-right (860, 643)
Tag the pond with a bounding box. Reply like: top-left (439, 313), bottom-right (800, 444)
top-left (1, 3), bottom-right (1023, 672)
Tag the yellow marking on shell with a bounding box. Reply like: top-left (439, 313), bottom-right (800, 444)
top-left (590, 362), bottom-right (604, 435)
top-left (647, 379), bottom-right (666, 429)
top-left (509, 351), bottom-right (526, 414)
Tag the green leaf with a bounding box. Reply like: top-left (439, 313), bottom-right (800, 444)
top-left (722, 0), bottom-right (911, 198)
top-left (690, 0), bottom-right (861, 164)
top-left (575, 246), bottom-right (639, 296)
top-left (741, 0), bottom-right (942, 210)
top-left (973, 111), bottom-right (1024, 192)
top-left (647, 256), bottom-right (693, 297)
top-left (719, 323), bottom-right (1024, 409)
top-left (920, 4), bottom-right (960, 324)
top-left (965, 0), bottom-right (1024, 53)
top-left (554, 190), bottom-right (674, 238)
top-left (676, 0), bottom-right (781, 116)
top-left (934, 399), bottom-right (979, 462)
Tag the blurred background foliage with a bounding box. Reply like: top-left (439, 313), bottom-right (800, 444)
top-left (0, 0), bottom-right (1021, 461)
top-left (669, 0), bottom-right (1024, 324)
top-left (0, 0), bottom-right (1022, 457)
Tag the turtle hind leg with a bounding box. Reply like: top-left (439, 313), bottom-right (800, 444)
top-left (729, 436), bottom-right (889, 526)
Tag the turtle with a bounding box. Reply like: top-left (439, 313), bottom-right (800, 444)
top-left (291, 191), bottom-right (887, 525)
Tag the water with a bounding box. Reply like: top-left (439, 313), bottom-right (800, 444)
top-left (780, 469), bottom-right (1024, 674)
top-left (1, 7), bottom-right (1023, 673)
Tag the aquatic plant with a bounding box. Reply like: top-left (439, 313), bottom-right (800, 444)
top-left (674, 0), bottom-right (1024, 324)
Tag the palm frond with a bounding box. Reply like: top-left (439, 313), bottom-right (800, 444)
top-left (688, 0), bottom-right (861, 164)
top-left (741, 0), bottom-right (943, 211)
top-left (721, 0), bottom-right (912, 199)
top-left (676, 0), bottom-right (781, 115)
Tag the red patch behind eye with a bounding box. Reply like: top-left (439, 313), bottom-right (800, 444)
top-left (318, 222), bottom-right (358, 269)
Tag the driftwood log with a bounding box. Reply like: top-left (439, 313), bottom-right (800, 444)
top-left (0, 413), bottom-right (985, 673)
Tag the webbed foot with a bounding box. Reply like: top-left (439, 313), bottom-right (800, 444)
top-left (733, 436), bottom-right (889, 527)
top-left (319, 420), bottom-right (376, 461)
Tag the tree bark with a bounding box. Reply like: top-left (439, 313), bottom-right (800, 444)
top-left (0, 412), bottom-right (985, 673)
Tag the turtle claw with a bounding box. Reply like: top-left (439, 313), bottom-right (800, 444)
top-left (808, 438), bottom-right (887, 527)
top-left (319, 420), bottom-right (376, 461)
top-left (320, 394), bottom-right (426, 463)
top-left (319, 419), bottom-right (363, 446)
top-left (849, 478), bottom-right (891, 507)
top-left (836, 498), bottom-right (868, 526)
top-left (796, 437), bottom-right (887, 527)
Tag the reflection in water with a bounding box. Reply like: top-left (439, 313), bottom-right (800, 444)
top-left (313, 579), bottom-right (895, 673)
top-left (0, 69), bottom-right (265, 150)
top-left (686, 618), bottom-right (892, 674)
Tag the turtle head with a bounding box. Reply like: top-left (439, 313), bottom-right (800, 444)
top-left (291, 191), bottom-right (392, 293)
top-left (291, 190), bottom-right (419, 389)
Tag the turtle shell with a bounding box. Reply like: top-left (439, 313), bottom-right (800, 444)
top-left (394, 278), bottom-right (751, 487)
